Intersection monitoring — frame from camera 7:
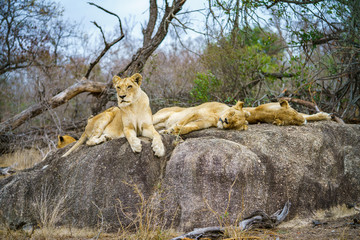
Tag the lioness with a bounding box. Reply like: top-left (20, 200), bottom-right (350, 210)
top-left (153, 101), bottom-right (249, 135)
top-left (153, 99), bottom-right (331, 135)
top-left (243, 99), bottom-right (331, 126)
top-left (62, 73), bottom-right (165, 157)
top-left (57, 135), bottom-right (76, 148)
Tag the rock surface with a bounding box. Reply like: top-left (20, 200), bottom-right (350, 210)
top-left (0, 121), bottom-right (359, 232)
top-left (0, 135), bottom-right (176, 230)
top-left (163, 121), bottom-right (360, 231)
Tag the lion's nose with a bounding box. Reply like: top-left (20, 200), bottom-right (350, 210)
top-left (119, 95), bottom-right (126, 99)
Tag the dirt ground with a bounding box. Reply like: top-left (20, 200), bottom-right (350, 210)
top-left (251, 213), bottom-right (360, 240)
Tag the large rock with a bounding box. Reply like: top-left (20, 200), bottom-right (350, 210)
top-left (0, 121), bottom-right (359, 232)
top-left (163, 121), bottom-right (360, 231)
top-left (0, 135), bottom-right (176, 230)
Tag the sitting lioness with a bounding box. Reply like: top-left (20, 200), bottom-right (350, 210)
top-left (153, 101), bottom-right (249, 135)
top-left (243, 99), bottom-right (331, 125)
top-left (57, 135), bottom-right (76, 148)
top-left (62, 73), bottom-right (165, 157)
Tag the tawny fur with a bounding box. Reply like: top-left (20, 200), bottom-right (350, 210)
top-left (243, 99), bottom-right (331, 126)
top-left (153, 101), bottom-right (249, 135)
top-left (57, 135), bottom-right (76, 148)
top-left (62, 73), bottom-right (164, 157)
top-left (153, 99), bottom-right (331, 135)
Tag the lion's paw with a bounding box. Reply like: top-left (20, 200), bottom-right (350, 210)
top-left (160, 127), bottom-right (178, 135)
top-left (273, 119), bottom-right (284, 126)
top-left (152, 138), bottom-right (165, 157)
top-left (171, 126), bottom-right (181, 135)
top-left (130, 138), bottom-right (142, 153)
top-left (317, 112), bottom-right (332, 120)
top-left (87, 136), bottom-right (106, 146)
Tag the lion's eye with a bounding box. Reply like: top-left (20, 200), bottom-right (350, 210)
top-left (116, 86), bottom-right (120, 90)
top-left (127, 85), bottom-right (132, 89)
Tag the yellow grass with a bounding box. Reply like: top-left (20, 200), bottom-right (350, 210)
top-left (0, 148), bottom-right (45, 170)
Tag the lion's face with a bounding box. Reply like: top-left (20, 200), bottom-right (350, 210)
top-left (113, 73), bottom-right (142, 107)
top-left (217, 101), bottom-right (249, 131)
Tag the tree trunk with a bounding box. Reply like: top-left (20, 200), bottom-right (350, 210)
top-left (0, 0), bottom-right (187, 134)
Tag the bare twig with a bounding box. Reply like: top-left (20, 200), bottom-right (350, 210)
top-left (85, 2), bottom-right (125, 78)
top-left (0, 3), bottom-right (125, 134)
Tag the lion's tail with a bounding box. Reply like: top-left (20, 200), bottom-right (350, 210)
top-left (62, 132), bottom-right (87, 157)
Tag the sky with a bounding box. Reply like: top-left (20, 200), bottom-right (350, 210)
top-left (56, 0), bottom-right (206, 42)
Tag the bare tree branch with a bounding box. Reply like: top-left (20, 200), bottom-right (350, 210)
top-left (85, 2), bottom-right (125, 78)
top-left (118, 0), bottom-right (187, 77)
top-left (143, 0), bottom-right (158, 45)
top-left (0, 80), bottom-right (108, 133)
top-left (0, 0), bottom-right (188, 134)
top-left (0, 3), bottom-right (125, 134)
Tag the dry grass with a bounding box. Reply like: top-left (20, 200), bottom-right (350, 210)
top-left (114, 182), bottom-right (179, 240)
top-left (32, 183), bottom-right (68, 229)
top-left (0, 148), bottom-right (45, 170)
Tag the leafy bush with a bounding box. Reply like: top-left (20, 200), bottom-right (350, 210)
top-left (190, 71), bottom-right (221, 102)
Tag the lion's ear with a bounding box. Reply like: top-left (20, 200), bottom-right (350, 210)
top-left (132, 73), bottom-right (142, 86)
top-left (233, 101), bottom-right (244, 111)
top-left (112, 75), bottom-right (121, 86)
top-left (58, 135), bottom-right (64, 142)
top-left (279, 99), bottom-right (290, 109)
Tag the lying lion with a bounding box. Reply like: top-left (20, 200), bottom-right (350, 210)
top-left (153, 99), bottom-right (331, 135)
top-left (244, 99), bottom-right (331, 126)
top-left (62, 73), bottom-right (165, 157)
top-left (153, 101), bottom-right (250, 135)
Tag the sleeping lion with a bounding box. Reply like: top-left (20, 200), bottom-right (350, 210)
top-left (153, 99), bottom-right (331, 135)
top-left (153, 101), bottom-right (250, 135)
top-left (62, 73), bottom-right (165, 157)
top-left (244, 99), bottom-right (331, 125)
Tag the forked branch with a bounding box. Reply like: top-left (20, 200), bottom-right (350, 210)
top-left (0, 3), bottom-right (125, 134)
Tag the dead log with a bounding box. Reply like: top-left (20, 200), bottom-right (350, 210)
top-left (239, 200), bottom-right (291, 230)
top-left (171, 226), bottom-right (225, 240)
top-left (0, 80), bottom-right (107, 133)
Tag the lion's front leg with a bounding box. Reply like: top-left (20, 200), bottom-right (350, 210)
top-left (86, 111), bottom-right (114, 145)
top-left (124, 125), bottom-right (142, 153)
top-left (173, 120), bottom-right (215, 135)
top-left (142, 123), bottom-right (165, 157)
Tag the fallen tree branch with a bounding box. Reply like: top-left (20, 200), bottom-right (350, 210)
top-left (0, 80), bottom-right (107, 133)
top-left (239, 200), bottom-right (291, 230)
top-left (171, 202), bottom-right (291, 239)
top-left (0, 3), bottom-right (124, 134)
top-left (170, 226), bottom-right (225, 240)
top-left (0, 1), bottom-right (188, 135)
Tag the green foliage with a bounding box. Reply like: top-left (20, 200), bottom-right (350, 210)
top-left (190, 71), bottom-right (221, 102)
top-left (197, 27), bottom-right (284, 103)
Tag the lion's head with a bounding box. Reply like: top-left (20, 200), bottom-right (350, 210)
top-left (275, 99), bottom-right (306, 126)
top-left (113, 73), bottom-right (142, 107)
top-left (57, 135), bottom-right (76, 148)
top-left (217, 101), bottom-right (250, 130)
